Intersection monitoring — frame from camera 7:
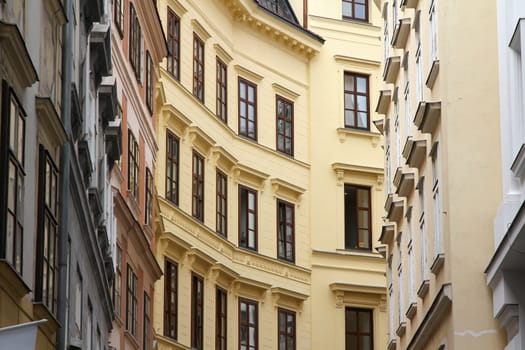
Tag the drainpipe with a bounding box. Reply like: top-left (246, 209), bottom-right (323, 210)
top-left (57, 0), bottom-right (73, 348)
top-left (303, 0), bottom-right (308, 28)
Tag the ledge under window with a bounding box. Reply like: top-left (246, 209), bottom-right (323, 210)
top-left (413, 101), bottom-right (441, 135)
top-left (387, 338), bottom-right (397, 350)
top-left (405, 301), bottom-right (417, 319)
top-left (396, 171), bottom-right (415, 198)
top-left (401, 0), bottom-right (419, 8)
top-left (391, 18), bottom-right (411, 49)
top-left (336, 127), bottom-right (380, 147)
top-left (511, 143), bottom-right (525, 177)
top-left (379, 223), bottom-right (396, 245)
top-left (383, 56), bottom-right (401, 83)
top-left (426, 59), bottom-right (440, 89)
top-left (376, 89), bottom-right (392, 115)
top-left (384, 193), bottom-right (404, 222)
top-left (417, 279), bottom-right (430, 298)
top-left (405, 138), bottom-right (427, 169)
top-left (396, 321), bottom-right (407, 337)
top-left (430, 253), bottom-right (445, 274)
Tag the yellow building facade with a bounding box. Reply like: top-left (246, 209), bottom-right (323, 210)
top-left (152, 1), bottom-right (386, 349)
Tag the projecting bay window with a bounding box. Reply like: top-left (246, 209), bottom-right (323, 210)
top-left (239, 186), bottom-right (257, 251)
top-left (145, 168), bottom-right (153, 226)
top-left (128, 130), bottom-right (139, 200)
top-left (193, 34), bottom-right (205, 102)
top-left (216, 287), bottom-right (227, 350)
top-left (164, 259), bottom-right (178, 340)
top-left (146, 51), bottom-right (154, 113)
top-left (238, 78), bottom-right (257, 140)
top-left (278, 308), bottom-right (296, 350)
top-left (276, 96), bottom-right (294, 156)
top-left (35, 147), bottom-right (59, 315)
top-left (239, 298), bottom-right (258, 350)
top-left (167, 8), bottom-right (180, 80)
top-left (216, 171), bottom-right (228, 237)
top-left (342, 0), bottom-right (368, 21)
top-left (344, 72), bottom-right (369, 130)
top-left (192, 151), bottom-right (205, 222)
top-left (216, 58), bottom-right (228, 122)
top-left (277, 200), bottom-right (295, 263)
top-left (345, 308), bottom-right (373, 350)
top-left (344, 185), bottom-right (371, 250)
top-left (166, 132), bottom-right (179, 205)
top-left (126, 264), bottom-right (138, 337)
top-left (192, 274), bottom-right (204, 350)
top-left (113, 245), bottom-right (122, 318)
top-left (129, 4), bottom-right (142, 81)
top-left (0, 84), bottom-right (26, 275)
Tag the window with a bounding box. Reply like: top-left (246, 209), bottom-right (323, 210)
top-left (276, 96), bottom-right (293, 156)
top-left (164, 259), bottom-right (178, 340)
top-left (193, 34), bottom-right (205, 102)
top-left (429, 0), bottom-right (438, 61)
top-left (344, 185), bottom-right (371, 250)
top-left (146, 51), bottom-right (154, 113)
top-left (418, 178), bottom-right (427, 281)
top-left (167, 8), bottom-right (181, 80)
top-left (166, 131), bottom-right (179, 205)
top-left (114, 0), bottom-right (123, 36)
top-left (144, 292), bottom-right (151, 350)
top-left (344, 72), bottom-right (369, 130)
top-left (126, 264), bottom-right (138, 337)
top-left (75, 267), bottom-right (83, 336)
top-left (239, 298), bottom-right (258, 350)
top-left (278, 309), bottom-right (296, 350)
top-left (128, 130), bottom-right (139, 200)
top-left (345, 308), bottom-right (373, 350)
top-left (87, 299), bottom-right (93, 350)
top-left (145, 168), bottom-right (153, 226)
top-left (192, 151), bottom-right (205, 222)
top-left (216, 170), bottom-right (228, 237)
top-left (35, 146), bottom-right (59, 315)
top-left (216, 58), bottom-right (228, 122)
top-left (342, 0), bottom-right (368, 21)
top-left (277, 200), bottom-right (295, 263)
top-left (239, 186), bottom-right (257, 251)
top-left (129, 4), bottom-right (142, 80)
top-left (238, 78), bottom-right (257, 140)
top-left (431, 145), bottom-right (442, 257)
top-left (216, 287), bottom-right (227, 350)
top-left (192, 274), bottom-right (204, 350)
top-left (113, 245), bottom-right (122, 317)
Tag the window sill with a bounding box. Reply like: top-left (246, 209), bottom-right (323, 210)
top-left (33, 302), bottom-right (60, 335)
top-left (387, 338), bottom-right (397, 350)
top-left (511, 143), bottom-right (525, 178)
top-left (405, 302), bottom-right (417, 319)
top-left (124, 330), bottom-right (139, 349)
top-left (0, 260), bottom-right (30, 300)
top-left (335, 248), bottom-right (382, 259)
top-left (430, 253), bottom-right (445, 275)
top-left (417, 279), bottom-right (430, 299)
top-left (336, 127), bottom-right (380, 147)
top-left (396, 321), bottom-right (407, 337)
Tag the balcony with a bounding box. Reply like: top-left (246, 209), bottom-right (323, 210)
top-left (376, 90), bottom-right (392, 115)
top-left (396, 171), bottom-right (415, 198)
top-left (99, 76), bottom-right (117, 124)
top-left (105, 119), bottom-right (122, 164)
top-left (401, 0), bottom-right (419, 8)
top-left (404, 138), bottom-right (427, 169)
top-left (383, 56), bottom-right (401, 84)
top-left (391, 18), bottom-right (411, 49)
top-left (385, 193), bottom-right (404, 222)
top-left (89, 23), bottom-right (111, 85)
top-left (414, 101), bottom-right (441, 135)
top-left (379, 223), bottom-right (395, 245)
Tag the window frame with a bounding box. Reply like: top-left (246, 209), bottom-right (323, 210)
top-left (345, 307), bottom-right (374, 350)
top-left (167, 8), bottom-right (181, 80)
top-left (216, 57), bottom-right (228, 122)
top-left (342, 0), bottom-right (369, 22)
top-left (146, 51), bottom-right (154, 113)
top-left (126, 264), bottom-right (138, 337)
top-left (114, 0), bottom-right (124, 37)
top-left (192, 150), bottom-right (205, 222)
top-left (113, 245), bottom-right (122, 318)
top-left (238, 298), bottom-right (258, 350)
top-left (276, 95), bottom-right (294, 156)
top-left (278, 308), bottom-right (296, 350)
top-left (343, 184), bottom-right (372, 250)
top-left (216, 170), bottom-right (228, 237)
top-left (129, 3), bottom-right (143, 81)
top-left (193, 33), bottom-right (205, 102)
top-left (166, 131), bottom-right (180, 205)
top-left (238, 77), bottom-right (258, 141)
top-left (277, 199), bottom-right (295, 263)
top-left (164, 259), bottom-right (178, 340)
top-left (344, 72), bottom-right (370, 130)
top-left (191, 273), bottom-right (204, 350)
top-left (216, 287), bottom-right (228, 350)
top-left (145, 168), bottom-right (153, 226)
top-left (143, 292), bottom-right (151, 350)
top-left (238, 185), bottom-right (258, 251)
top-left (128, 130), bottom-right (139, 200)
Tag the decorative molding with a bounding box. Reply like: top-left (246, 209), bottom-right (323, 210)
top-left (186, 247), bottom-right (215, 276)
top-left (234, 64), bottom-right (264, 82)
top-left (232, 163), bottom-right (269, 190)
top-left (35, 96), bottom-right (67, 148)
top-left (270, 178), bottom-right (305, 204)
top-left (272, 82), bottom-right (300, 100)
top-left (168, 0), bottom-right (188, 16)
top-left (271, 287), bottom-right (308, 311)
top-left (334, 54), bottom-right (381, 67)
top-left (187, 125), bottom-right (216, 156)
top-left (233, 276), bottom-right (271, 302)
top-left (336, 128), bottom-right (381, 147)
top-left (210, 145), bottom-right (238, 172)
top-left (162, 103), bottom-right (192, 136)
top-left (191, 18), bottom-right (212, 41)
top-left (214, 43), bottom-right (234, 64)
top-left (331, 162), bottom-right (384, 186)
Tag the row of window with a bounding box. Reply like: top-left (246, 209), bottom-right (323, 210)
top-left (163, 259), bottom-right (297, 350)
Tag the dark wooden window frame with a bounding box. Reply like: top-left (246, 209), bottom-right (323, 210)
top-left (278, 308), bottom-right (296, 350)
top-left (344, 72), bottom-right (370, 130)
top-left (216, 287), bottom-right (228, 350)
top-left (145, 168), bottom-right (153, 226)
top-left (128, 130), bottom-right (139, 200)
top-left (192, 150), bottom-right (205, 222)
top-left (342, 0), bottom-right (369, 22)
top-left (193, 33), bottom-right (205, 102)
top-left (191, 273), bottom-right (204, 350)
top-left (238, 77), bottom-right (257, 140)
top-left (114, 0), bottom-right (124, 37)
top-left (126, 264), bottom-right (138, 337)
top-left (277, 199), bottom-right (295, 263)
top-left (143, 292), bottom-right (151, 350)
top-left (113, 245), bottom-right (122, 318)
top-left (166, 131), bottom-right (179, 205)
top-left (129, 3), bottom-right (142, 81)
top-left (216, 57), bottom-right (228, 122)
top-left (164, 259), bottom-right (178, 340)
top-left (238, 185), bottom-right (257, 251)
top-left (167, 8), bottom-right (181, 80)
top-left (238, 298), bottom-right (258, 350)
top-left (344, 184), bottom-right (372, 250)
top-left (345, 307), bottom-right (373, 350)
top-left (276, 95), bottom-right (294, 156)
top-left (146, 51), bottom-right (154, 113)
top-left (216, 170), bottom-right (228, 237)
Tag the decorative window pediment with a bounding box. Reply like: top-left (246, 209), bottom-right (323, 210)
top-left (211, 146), bottom-right (238, 172)
top-left (376, 89), bottom-right (392, 115)
top-left (383, 56), bottom-right (401, 84)
top-left (233, 276), bottom-right (271, 302)
top-left (187, 125), bottom-right (216, 156)
top-left (271, 287), bottom-right (308, 311)
top-left (36, 96), bottom-right (67, 148)
top-left (270, 178), bottom-right (305, 204)
top-left (162, 103), bottom-right (192, 136)
top-left (232, 164), bottom-right (269, 190)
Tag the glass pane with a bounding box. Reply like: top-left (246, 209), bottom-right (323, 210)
top-left (359, 311), bottom-right (371, 332)
top-left (240, 302), bottom-right (247, 321)
top-left (249, 213), bottom-right (255, 230)
top-left (249, 327), bottom-right (256, 344)
top-left (240, 84), bottom-right (246, 99)
top-left (249, 304), bottom-right (256, 322)
top-left (342, 2), bottom-right (352, 17)
top-left (8, 162), bottom-right (16, 210)
top-left (361, 335), bottom-right (371, 350)
top-left (355, 3), bottom-right (366, 19)
top-left (17, 175), bottom-right (24, 219)
top-left (279, 312), bottom-right (286, 331)
top-left (358, 211), bottom-right (369, 229)
top-left (357, 77), bottom-right (367, 93)
top-left (346, 334), bottom-right (357, 350)
top-left (357, 189), bottom-right (369, 207)
top-left (248, 105), bottom-right (255, 121)
top-left (6, 214), bottom-right (14, 263)
top-left (286, 243), bottom-right (293, 258)
top-left (286, 105), bottom-right (292, 120)
top-left (249, 193), bottom-right (255, 208)
top-left (345, 94), bottom-right (355, 110)
top-left (357, 96), bottom-right (367, 112)
top-left (286, 207), bottom-right (293, 223)
top-left (240, 327), bottom-right (247, 344)
top-left (287, 315), bottom-right (294, 333)
top-left (279, 335), bottom-right (286, 350)
top-left (345, 110), bottom-right (355, 127)
top-left (248, 86), bottom-right (254, 102)
top-left (346, 310), bottom-right (357, 332)
top-left (18, 112), bottom-right (24, 162)
top-left (344, 74), bottom-right (354, 91)
top-left (249, 231), bottom-right (255, 247)
top-left (359, 230), bottom-right (369, 248)
top-left (286, 226), bottom-right (293, 240)
top-left (9, 100), bottom-right (16, 151)
top-left (287, 337), bottom-right (294, 350)
top-left (358, 112), bottom-right (368, 128)
top-left (240, 118), bottom-right (246, 132)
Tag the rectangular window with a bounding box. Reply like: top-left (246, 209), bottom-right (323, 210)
top-left (418, 178), bottom-right (427, 281)
top-left (429, 0), bottom-right (438, 61)
top-left (344, 72), bottom-right (369, 130)
top-left (1, 83), bottom-right (25, 274)
top-left (113, 245), bottom-right (122, 317)
top-left (238, 78), bottom-right (257, 140)
top-left (239, 186), bottom-right (257, 251)
top-left (278, 309), bottom-right (296, 350)
top-left (166, 131), bottom-right (179, 205)
top-left (344, 185), bottom-right (371, 250)
top-left (216, 287), bottom-right (227, 350)
top-left (193, 34), bottom-right (205, 102)
top-left (87, 299), bottom-right (93, 350)
top-left (216, 170), bottom-right (228, 237)
top-left (35, 146), bottom-right (59, 315)
top-left (216, 58), bottom-right (228, 122)
top-left (146, 51), bottom-right (154, 113)
top-left (276, 96), bottom-right (294, 156)
top-left (114, 0), bottom-right (123, 36)
top-left (431, 145), bottom-right (442, 256)
top-left (164, 259), bottom-right (178, 340)
top-left (277, 200), bottom-right (295, 263)
top-left (345, 308), bottom-right (373, 350)
top-left (239, 299), bottom-right (258, 350)
top-left (192, 151), bottom-right (205, 222)
top-left (167, 8), bottom-right (181, 79)
top-left (129, 4), bottom-right (142, 80)
top-left (192, 274), bottom-right (204, 350)
top-left (342, 0), bottom-right (368, 21)
top-left (144, 292), bottom-right (151, 350)
top-left (128, 130), bottom-right (139, 200)
top-left (75, 267), bottom-right (83, 336)
top-left (126, 264), bottom-right (138, 337)
top-left (145, 168), bottom-right (153, 226)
